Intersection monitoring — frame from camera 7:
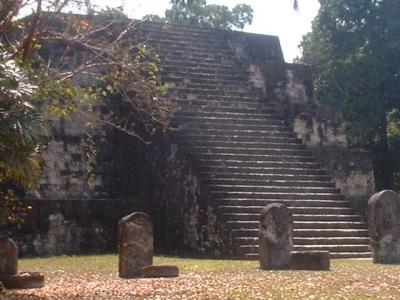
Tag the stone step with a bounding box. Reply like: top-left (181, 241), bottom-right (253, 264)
top-left (171, 88), bottom-right (261, 97)
top-left (146, 38), bottom-right (225, 50)
top-left (219, 199), bottom-right (349, 208)
top-left (172, 98), bottom-right (272, 109)
top-left (292, 214), bottom-right (363, 222)
top-left (219, 206), bottom-right (354, 214)
top-left (178, 123), bottom-right (291, 132)
top-left (177, 97), bottom-right (265, 105)
top-left (178, 118), bottom-right (289, 129)
top-left (186, 134), bottom-right (303, 144)
top-left (243, 251), bottom-right (372, 260)
top-left (236, 236), bottom-right (370, 246)
top-left (200, 159), bottom-right (320, 169)
top-left (239, 244), bottom-right (370, 253)
top-left (175, 105), bottom-right (277, 115)
top-left (161, 64), bottom-right (244, 75)
top-left (224, 213), bottom-right (362, 222)
top-left (210, 185), bottom-right (340, 194)
top-left (227, 221), bottom-right (366, 230)
top-left (294, 237), bottom-right (370, 245)
top-left (231, 228), bottom-right (370, 238)
top-left (146, 26), bottom-right (225, 37)
top-left (202, 172), bottom-right (330, 182)
top-left (157, 43), bottom-right (234, 55)
top-left (191, 146), bottom-right (312, 157)
top-left (161, 72), bottom-right (249, 82)
top-left (195, 153), bottom-right (315, 163)
top-left (177, 94), bottom-right (268, 102)
top-left (182, 128), bottom-right (297, 138)
top-left (175, 116), bottom-right (284, 126)
top-left (163, 76), bottom-right (252, 87)
top-left (294, 221), bottom-right (368, 230)
top-left (176, 110), bottom-right (276, 119)
top-left (143, 32), bottom-right (223, 42)
top-left (176, 107), bottom-right (279, 117)
top-left (176, 82), bottom-right (257, 92)
top-left (158, 44), bottom-right (233, 55)
top-left (329, 252), bottom-right (372, 259)
top-left (141, 22), bottom-right (232, 37)
top-left (200, 166), bottom-right (326, 176)
top-left (188, 141), bottom-right (306, 150)
top-left (212, 191), bottom-right (343, 200)
top-left (171, 80), bottom-right (263, 91)
top-left (205, 178), bottom-right (334, 188)
top-left (149, 38), bottom-right (226, 50)
top-left (139, 25), bottom-right (218, 38)
top-left (141, 26), bottom-right (223, 39)
top-left (152, 45), bottom-right (228, 57)
top-left (294, 229), bottom-right (370, 238)
top-left (161, 54), bottom-right (236, 65)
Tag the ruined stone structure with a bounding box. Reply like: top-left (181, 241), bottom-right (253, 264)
top-left (18, 21), bottom-right (375, 259)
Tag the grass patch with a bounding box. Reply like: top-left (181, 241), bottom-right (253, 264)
top-left (2, 255), bottom-right (400, 299)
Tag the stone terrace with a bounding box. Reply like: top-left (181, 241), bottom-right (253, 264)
top-left (138, 21), bottom-right (372, 259)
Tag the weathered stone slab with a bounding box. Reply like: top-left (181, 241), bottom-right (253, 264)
top-left (141, 265), bottom-right (179, 278)
top-left (118, 212), bottom-right (153, 278)
top-left (290, 251), bottom-right (330, 270)
top-left (368, 190), bottom-right (400, 264)
top-left (0, 235), bottom-right (18, 276)
top-left (0, 272), bottom-right (45, 289)
top-left (259, 203), bottom-right (293, 270)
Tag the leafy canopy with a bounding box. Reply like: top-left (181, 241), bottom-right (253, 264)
top-left (300, 0), bottom-right (400, 189)
top-left (147, 0), bottom-right (253, 30)
top-left (0, 0), bottom-right (176, 229)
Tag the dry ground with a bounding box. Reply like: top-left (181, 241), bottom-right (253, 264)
top-left (2, 255), bottom-right (400, 299)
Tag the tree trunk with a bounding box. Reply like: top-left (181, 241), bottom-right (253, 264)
top-left (372, 121), bottom-right (394, 191)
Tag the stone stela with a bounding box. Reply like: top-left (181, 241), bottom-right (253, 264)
top-left (368, 190), bottom-right (400, 264)
top-left (259, 203), bottom-right (293, 270)
top-left (118, 212), bottom-right (153, 278)
top-left (0, 235), bottom-right (45, 289)
top-left (0, 235), bottom-right (18, 277)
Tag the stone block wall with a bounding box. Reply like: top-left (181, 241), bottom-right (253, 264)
top-left (277, 65), bottom-right (375, 215)
top-left (224, 36), bottom-right (375, 214)
top-left (144, 134), bottom-right (232, 257)
top-left (12, 199), bottom-right (148, 257)
top-left (18, 21), bottom-right (376, 256)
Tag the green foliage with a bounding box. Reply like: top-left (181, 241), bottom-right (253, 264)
top-left (0, 48), bottom-right (47, 230)
top-left (299, 0), bottom-right (400, 190)
top-left (0, 52), bottom-right (48, 188)
top-left (0, 190), bottom-right (32, 229)
top-left (0, 1), bottom-right (176, 229)
top-left (90, 5), bottom-right (128, 20)
top-left (147, 0), bottom-right (253, 30)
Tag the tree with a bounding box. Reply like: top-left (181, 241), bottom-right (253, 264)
top-left (0, 1), bottom-right (176, 230)
top-left (0, 53), bottom-right (47, 229)
top-left (299, 0), bottom-right (400, 190)
top-left (147, 0), bottom-right (253, 30)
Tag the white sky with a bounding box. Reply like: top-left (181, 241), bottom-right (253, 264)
top-left (91, 0), bottom-right (321, 62)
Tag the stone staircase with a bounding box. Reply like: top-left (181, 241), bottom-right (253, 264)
top-left (141, 22), bottom-right (371, 259)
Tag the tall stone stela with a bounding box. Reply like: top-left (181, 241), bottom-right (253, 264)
top-left (259, 203), bottom-right (293, 269)
top-left (368, 190), bottom-right (400, 264)
top-left (0, 235), bottom-right (18, 276)
top-left (118, 212), bottom-right (153, 278)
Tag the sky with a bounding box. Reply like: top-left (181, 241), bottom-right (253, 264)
top-left (92, 0), bottom-right (321, 62)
